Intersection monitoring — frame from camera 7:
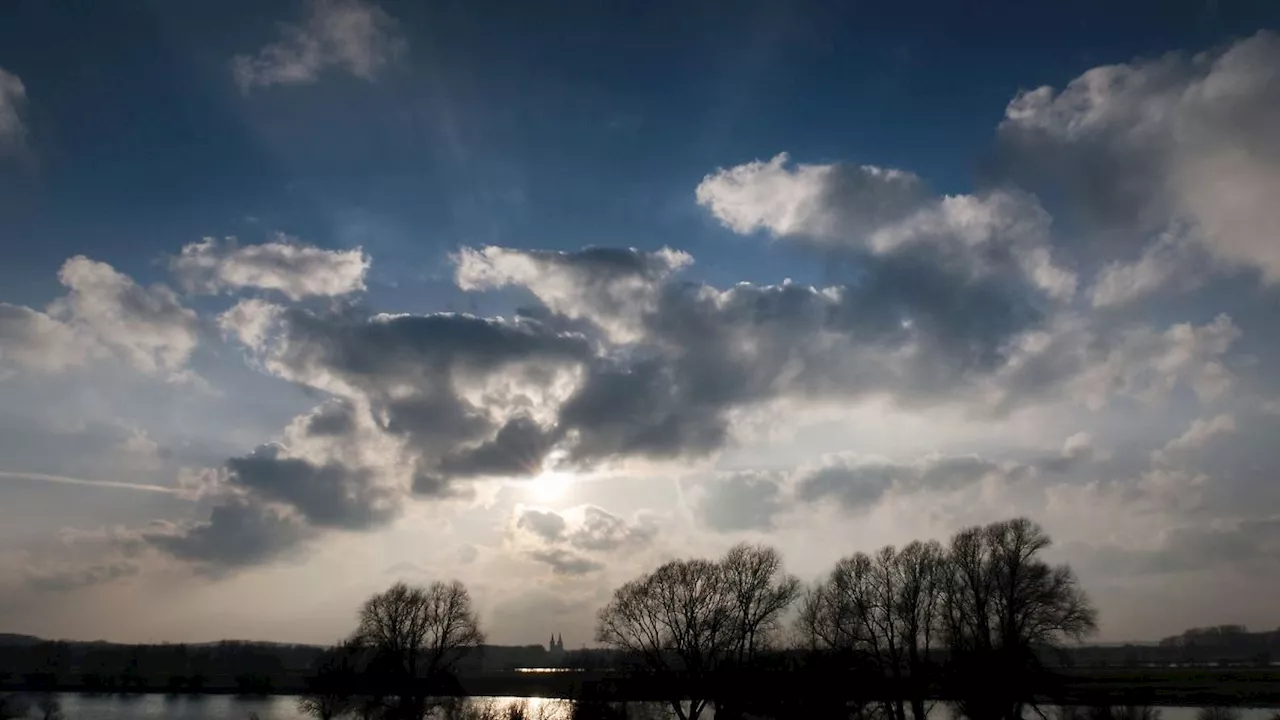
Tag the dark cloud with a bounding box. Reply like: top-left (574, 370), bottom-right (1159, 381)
top-left (795, 461), bottom-right (907, 511)
top-left (305, 400), bottom-right (358, 437)
top-left (226, 443), bottom-right (398, 530)
top-left (1071, 518), bottom-right (1280, 578)
top-left (528, 548), bottom-right (604, 576)
top-left (516, 508), bottom-right (567, 543)
top-left (695, 472), bottom-right (785, 533)
top-left (439, 415), bottom-right (556, 478)
top-left (144, 497), bottom-right (314, 569)
top-left (796, 454), bottom-right (1011, 512)
top-left (227, 305), bottom-right (594, 492)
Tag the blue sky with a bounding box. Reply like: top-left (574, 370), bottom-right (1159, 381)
top-left (2, 0), bottom-right (1280, 646)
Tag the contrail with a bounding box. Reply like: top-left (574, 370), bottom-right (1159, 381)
top-left (0, 470), bottom-right (186, 495)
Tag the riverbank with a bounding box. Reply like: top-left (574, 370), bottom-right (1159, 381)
top-left (5, 668), bottom-right (1280, 707)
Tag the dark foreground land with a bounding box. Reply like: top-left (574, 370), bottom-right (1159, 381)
top-left (5, 668), bottom-right (1280, 707)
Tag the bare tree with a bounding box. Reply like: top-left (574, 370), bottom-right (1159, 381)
top-left (352, 580), bottom-right (485, 720)
top-left (720, 543), bottom-right (801, 665)
top-left (595, 544), bottom-right (799, 720)
top-left (798, 541), bottom-right (945, 720)
top-left (940, 518), bottom-right (1097, 720)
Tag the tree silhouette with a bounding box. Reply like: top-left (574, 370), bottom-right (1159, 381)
top-left (940, 518), bottom-right (1097, 720)
top-left (799, 540), bottom-right (945, 720)
top-left (596, 543), bottom-right (799, 720)
top-left (351, 580), bottom-right (485, 719)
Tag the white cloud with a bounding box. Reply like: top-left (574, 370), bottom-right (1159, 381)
top-left (1090, 229), bottom-right (1213, 308)
top-left (1152, 414), bottom-right (1237, 465)
top-left (1001, 30), bottom-right (1280, 282)
top-left (989, 313), bottom-right (1241, 411)
top-left (454, 245), bottom-right (692, 342)
top-left (172, 236), bottom-right (370, 300)
top-left (50, 256), bottom-right (200, 376)
top-left (696, 153), bottom-right (1077, 302)
top-left (2, 258), bottom-right (199, 378)
top-left (0, 67), bottom-right (26, 151)
top-left (696, 152), bottom-right (926, 239)
top-left (0, 304), bottom-right (102, 373)
top-left (232, 0), bottom-right (405, 91)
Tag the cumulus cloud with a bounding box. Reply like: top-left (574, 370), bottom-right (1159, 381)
top-left (232, 0), bottom-right (405, 91)
top-left (696, 153), bottom-right (927, 240)
top-left (697, 153), bottom-right (1077, 302)
top-left (0, 304), bottom-right (102, 373)
top-left (509, 505), bottom-right (656, 575)
top-left (999, 30), bottom-right (1280, 283)
top-left (172, 236), bottom-right (370, 300)
top-left (1, 257), bottom-right (199, 377)
top-left (987, 313), bottom-right (1241, 411)
top-left (0, 67), bottom-right (26, 151)
top-left (1089, 229), bottom-right (1214, 308)
top-left (225, 442), bottom-right (399, 530)
top-left (52, 257), bottom-right (200, 375)
top-left (219, 303), bottom-right (591, 495)
top-left (455, 246), bottom-right (692, 342)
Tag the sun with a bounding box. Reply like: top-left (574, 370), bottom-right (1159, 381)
top-left (529, 468), bottom-right (574, 500)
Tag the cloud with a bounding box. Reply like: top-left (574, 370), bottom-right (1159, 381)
top-left (795, 453), bottom-right (1016, 512)
top-left (1089, 229), bottom-right (1214, 308)
top-left (696, 153), bottom-right (1077, 302)
top-left (986, 313), bottom-right (1241, 411)
top-left (51, 256), bottom-right (199, 376)
top-left (999, 30), bottom-right (1280, 283)
top-left (1152, 414), bottom-right (1236, 465)
top-left (144, 497), bottom-right (315, 570)
top-left (509, 505), bottom-right (656, 575)
top-left (0, 303), bottom-right (102, 373)
top-left (455, 246), bottom-right (692, 342)
top-left (172, 236), bottom-right (370, 300)
top-left (1, 257), bottom-right (199, 378)
top-left (26, 561), bottom-right (140, 593)
top-left (691, 471), bottom-right (786, 533)
top-left (232, 0), bottom-right (405, 91)
top-left (225, 442), bottom-right (399, 530)
top-left (221, 304), bottom-right (592, 493)
top-left (0, 67), bottom-right (26, 151)
top-left (696, 153), bottom-right (927, 240)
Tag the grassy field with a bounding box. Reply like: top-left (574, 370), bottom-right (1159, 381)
top-left (1053, 667), bottom-right (1280, 707)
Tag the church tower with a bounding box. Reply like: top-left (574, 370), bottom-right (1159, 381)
top-left (548, 632), bottom-right (565, 664)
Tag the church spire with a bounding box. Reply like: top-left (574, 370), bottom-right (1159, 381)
top-left (557, 633), bottom-right (563, 649)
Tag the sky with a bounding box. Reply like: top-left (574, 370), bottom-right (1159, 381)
top-left (1, 0), bottom-right (1280, 648)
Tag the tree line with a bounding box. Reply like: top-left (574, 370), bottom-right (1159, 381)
top-left (283, 516), bottom-right (1097, 720)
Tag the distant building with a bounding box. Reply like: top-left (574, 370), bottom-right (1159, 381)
top-left (547, 633), bottom-right (565, 665)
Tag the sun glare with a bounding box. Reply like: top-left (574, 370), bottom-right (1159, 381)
top-left (529, 468), bottom-right (574, 500)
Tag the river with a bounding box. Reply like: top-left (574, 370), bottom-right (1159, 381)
top-left (16, 696), bottom-right (1280, 720)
